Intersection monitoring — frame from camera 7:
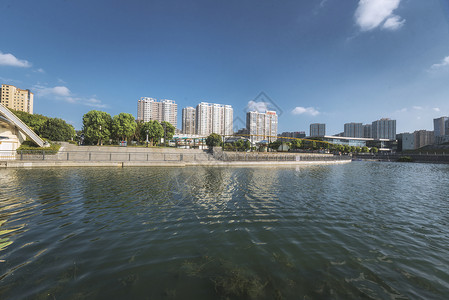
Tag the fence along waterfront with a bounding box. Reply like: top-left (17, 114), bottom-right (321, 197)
top-left (2, 150), bottom-right (351, 162)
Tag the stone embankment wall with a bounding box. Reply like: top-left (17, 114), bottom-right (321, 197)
top-left (1, 145), bottom-right (352, 168)
top-left (354, 153), bottom-right (449, 164)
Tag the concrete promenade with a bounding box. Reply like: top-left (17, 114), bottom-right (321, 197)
top-left (0, 143), bottom-right (352, 168)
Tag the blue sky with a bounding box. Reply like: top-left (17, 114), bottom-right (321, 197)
top-left (1, 0), bottom-right (449, 135)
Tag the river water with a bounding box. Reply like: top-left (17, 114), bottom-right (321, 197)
top-left (0, 162), bottom-right (448, 299)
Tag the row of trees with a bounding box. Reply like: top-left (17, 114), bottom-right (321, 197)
top-left (205, 133), bottom-right (379, 153)
top-left (82, 110), bottom-right (175, 146)
top-left (224, 139), bottom-right (251, 151)
top-left (12, 110), bottom-right (75, 141)
top-left (12, 109), bottom-right (176, 146)
top-left (269, 139), bottom-right (378, 153)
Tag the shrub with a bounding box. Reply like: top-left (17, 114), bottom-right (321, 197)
top-left (398, 156), bottom-right (413, 162)
top-left (17, 142), bottom-right (61, 155)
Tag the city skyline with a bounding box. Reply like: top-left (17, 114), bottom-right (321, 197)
top-left (1, 0), bottom-right (449, 134)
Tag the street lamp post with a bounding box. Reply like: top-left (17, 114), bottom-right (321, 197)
top-left (146, 129), bottom-right (149, 147)
top-left (162, 123), bottom-right (167, 147)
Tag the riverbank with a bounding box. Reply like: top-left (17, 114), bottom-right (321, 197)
top-left (0, 159), bottom-right (351, 168)
top-left (353, 153), bottom-right (449, 164)
top-left (1, 143), bottom-right (352, 168)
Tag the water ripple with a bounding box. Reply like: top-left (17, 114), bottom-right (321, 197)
top-left (0, 163), bottom-right (448, 299)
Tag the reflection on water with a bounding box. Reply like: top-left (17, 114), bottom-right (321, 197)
top-left (0, 163), bottom-right (448, 299)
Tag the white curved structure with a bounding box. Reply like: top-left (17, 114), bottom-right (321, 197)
top-left (0, 103), bottom-right (46, 159)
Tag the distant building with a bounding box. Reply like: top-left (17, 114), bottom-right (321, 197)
top-left (235, 128), bottom-right (248, 135)
top-left (433, 116), bottom-right (448, 137)
top-left (397, 130), bottom-right (434, 151)
top-left (182, 107), bottom-right (195, 135)
top-left (137, 97), bottom-right (178, 128)
top-left (397, 133), bottom-right (415, 151)
top-left (195, 102), bottom-right (233, 136)
top-left (433, 116), bottom-right (449, 144)
top-left (246, 110), bottom-right (278, 143)
top-left (372, 118), bottom-right (396, 140)
top-left (0, 84), bottom-right (34, 114)
top-left (414, 130), bottom-right (434, 149)
top-left (279, 131), bottom-right (306, 140)
top-left (344, 123), bottom-right (363, 138)
top-left (362, 124), bottom-right (372, 138)
top-left (310, 123), bottom-right (325, 137)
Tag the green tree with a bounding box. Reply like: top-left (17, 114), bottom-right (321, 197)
top-left (112, 113), bottom-right (137, 142)
top-left (234, 140), bottom-right (244, 151)
top-left (140, 120), bottom-right (164, 146)
top-left (206, 133), bottom-right (222, 148)
top-left (234, 139), bottom-right (251, 151)
top-left (361, 146), bottom-right (369, 153)
top-left (370, 147), bottom-right (379, 153)
top-left (82, 110), bottom-right (112, 145)
top-left (133, 120), bottom-right (145, 142)
top-left (268, 140), bottom-right (282, 151)
top-left (40, 118), bottom-right (76, 141)
top-left (161, 121), bottom-right (176, 142)
top-left (291, 139), bottom-right (303, 149)
top-left (335, 144), bottom-right (344, 153)
top-left (11, 110), bottom-right (48, 135)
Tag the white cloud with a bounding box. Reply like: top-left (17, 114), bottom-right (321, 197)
top-left (431, 56), bottom-right (449, 69)
top-left (38, 86), bottom-right (71, 97)
top-left (412, 106), bottom-right (423, 110)
top-left (433, 107), bottom-right (441, 112)
top-left (292, 106), bottom-right (320, 116)
top-left (85, 98), bottom-right (107, 108)
top-left (319, 0), bottom-right (328, 8)
top-left (35, 84), bottom-right (107, 108)
top-left (0, 76), bottom-right (22, 85)
top-left (382, 15), bottom-right (405, 30)
top-left (247, 100), bottom-right (269, 113)
top-left (34, 68), bottom-right (45, 73)
top-left (0, 51), bottom-right (32, 67)
top-left (354, 0), bottom-right (405, 31)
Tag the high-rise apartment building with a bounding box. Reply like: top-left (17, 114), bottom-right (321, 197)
top-left (310, 123), bottom-right (325, 137)
top-left (362, 124), bottom-right (372, 138)
top-left (433, 116), bottom-right (449, 144)
top-left (246, 110), bottom-right (278, 143)
top-left (0, 84), bottom-right (34, 114)
top-left (195, 102), bottom-right (233, 136)
top-left (182, 107), bottom-right (196, 135)
top-left (372, 118), bottom-right (396, 140)
top-left (433, 116), bottom-right (448, 137)
top-left (344, 123), bottom-right (363, 138)
top-left (414, 130), bottom-right (434, 149)
top-left (137, 97), bottom-right (177, 128)
top-left (398, 130), bottom-right (434, 151)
